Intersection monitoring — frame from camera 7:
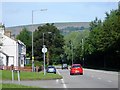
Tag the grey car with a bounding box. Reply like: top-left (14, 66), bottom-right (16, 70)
top-left (46, 66), bottom-right (56, 74)
top-left (62, 64), bottom-right (68, 69)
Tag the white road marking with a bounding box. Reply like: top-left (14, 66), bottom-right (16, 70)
top-left (57, 69), bottom-right (67, 88)
top-left (61, 79), bottom-right (67, 88)
top-left (57, 69), bottom-right (61, 75)
top-left (98, 77), bottom-right (102, 80)
top-left (56, 79), bottom-right (59, 83)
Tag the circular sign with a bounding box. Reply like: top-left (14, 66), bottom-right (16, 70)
top-left (42, 47), bottom-right (47, 53)
top-left (32, 56), bottom-right (34, 60)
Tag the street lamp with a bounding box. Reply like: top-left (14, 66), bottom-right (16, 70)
top-left (31, 9), bottom-right (47, 72)
top-left (71, 42), bottom-right (73, 65)
top-left (42, 32), bottom-right (51, 75)
top-left (69, 40), bottom-right (73, 65)
top-left (82, 38), bottom-right (84, 67)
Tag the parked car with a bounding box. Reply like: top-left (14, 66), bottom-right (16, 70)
top-left (62, 63), bottom-right (68, 69)
top-left (70, 64), bottom-right (83, 75)
top-left (46, 65), bottom-right (56, 74)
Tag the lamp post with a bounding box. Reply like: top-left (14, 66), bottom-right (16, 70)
top-left (69, 40), bottom-right (73, 65)
top-left (82, 38), bottom-right (84, 67)
top-left (118, 1), bottom-right (120, 27)
top-left (71, 42), bottom-right (73, 65)
top-left (42, 32), bottom-right (51, 75)
top-left (32, 9), bottom-right (47, 72)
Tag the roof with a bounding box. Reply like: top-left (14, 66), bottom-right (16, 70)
top-left (17, 40), bottom-right (26, 47)
top-left (0, 50), bottom-right (9, 56)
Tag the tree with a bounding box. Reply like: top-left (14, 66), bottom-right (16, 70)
top-left (33, 23), bottom-right (64, 65)
top-left (64, 30), bottom-right (89, 65)
top-left (89, 17), bottom-right (102, 31)
top-left (84, 8), bottom-right (120, 69)
top-left (16, 27), bottom-right (32, 57)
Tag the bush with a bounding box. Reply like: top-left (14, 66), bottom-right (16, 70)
top-left (34, 61), bottom-right (42, 67)
top-left (25, 64), bottom-right (32, 66)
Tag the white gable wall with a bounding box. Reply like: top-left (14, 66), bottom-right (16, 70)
top-left (18, 40), bottom-right (26, 67)
top-left (2, 35), bottom-right (18, 67)
top-left (0, 53), bottom-right (5, 65)
top-left (8, 56), bottom-right (14, 66)
top-left (1, 28), bottom-right (26, 69)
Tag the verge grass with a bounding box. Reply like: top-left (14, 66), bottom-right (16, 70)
top-left (1, 83), bottom-right (37, 88)
top-left (1, 70), bottom-right (62, 80)
top-left (1, 83), bottom-right (47, 90)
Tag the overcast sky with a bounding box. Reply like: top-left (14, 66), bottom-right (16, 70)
top-left (1, 1), bottom-right (119, 27)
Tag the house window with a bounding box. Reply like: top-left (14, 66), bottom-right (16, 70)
top-left (21, 60), bottom-right (23, 64)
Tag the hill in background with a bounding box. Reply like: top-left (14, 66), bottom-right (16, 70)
top-left (6, 22), bottom-right (90, 36)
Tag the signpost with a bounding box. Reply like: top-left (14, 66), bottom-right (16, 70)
top-left (42, 45), bottom-right (47, 75)
top-left (11, 65), bottom-right (20, 84)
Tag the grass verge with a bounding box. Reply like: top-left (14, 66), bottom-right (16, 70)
top-left (1, 83), bottom-right (47, 90)
top-left (1, 70), bottom-right (62, 80)
top-left (1, 83), bottom-right (37, 88)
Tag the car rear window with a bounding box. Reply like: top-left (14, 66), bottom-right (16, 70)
top-left (48, 66), bottom-right (55, 68)
top-left (72, 65), bottom-right (81, 68)
top-left (63, 64), bottom-right (67, 66)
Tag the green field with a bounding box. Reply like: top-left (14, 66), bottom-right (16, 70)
top-left (1, 70), bottom-right (62, 80)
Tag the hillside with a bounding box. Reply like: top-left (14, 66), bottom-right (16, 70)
top-left (6, 22), bottom-right (90, 36)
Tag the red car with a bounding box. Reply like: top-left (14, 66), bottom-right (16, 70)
top-left (70, 64), bottom-right (83, 75)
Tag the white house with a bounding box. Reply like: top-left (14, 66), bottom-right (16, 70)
top-left (0, 23), bottom-right (26, 70)
top-left (17, 40), bottom-right (26, 67)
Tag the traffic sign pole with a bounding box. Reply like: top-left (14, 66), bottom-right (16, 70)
top-left (43, 52), bottom-right (46, 75)
top-left (42, 45), bottom-right (47, 75)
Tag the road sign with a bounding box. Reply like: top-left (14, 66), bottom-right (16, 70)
top-left (42, 47), bottom-right (47, 53)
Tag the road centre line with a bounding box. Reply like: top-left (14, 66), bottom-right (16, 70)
top-left (91, 75), bottom-right (113, 83)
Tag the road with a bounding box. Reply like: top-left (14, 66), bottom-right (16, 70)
top-left (2, 68), bottom-right (118, 89)
top-left (57, 69), bottom-right (118, 88)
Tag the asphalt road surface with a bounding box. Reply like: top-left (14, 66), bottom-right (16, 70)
top-left (2, 68), bottom-right (118, 88)
top-left (57, 69), bottom-right (118, 88)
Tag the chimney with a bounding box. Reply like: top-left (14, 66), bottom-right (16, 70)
top-left (11, 34), bottom-right (16, 40)
top-left (5, 30), bottom-right (11, 38)
top-left (0, 23), bottom-right (5, 35)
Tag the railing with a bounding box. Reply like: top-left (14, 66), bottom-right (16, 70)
top-left (2, 66), bottom-right (32, 72)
